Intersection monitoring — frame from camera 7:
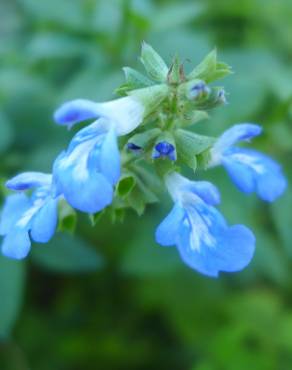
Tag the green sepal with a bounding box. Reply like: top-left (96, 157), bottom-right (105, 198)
top-left (181, 110), bottom-right (209, 127)
top-left (57, 199), bottom-right (77, 233)
top-left (167, 55), bottom-right (185, 85)
top-left (110, 207), bottom-right (126, 224)
top-left (129, 84), bottom-right (169, 117)
top-left (127, 128), bottom-right (161, 151)
top-left (154, 157), bottom-right (177, 177)
top-left (116, 173), bottom-right (136, 198)
top-left (115, 67), bottom-right (153, 96)
top-left (188, 49), bottom-right (232, 83)
top-left (88, 210), bottom-right (105, 226)
top-left (127, 166), bottom-right (161, 215)
top-left (197, 148), bottom-right (213, 170)
top-left (175, 129), bottom-right (215, 171)
top-left (140, 42), bottom-right (169, 82)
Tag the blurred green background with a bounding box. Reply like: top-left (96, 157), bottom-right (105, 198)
top-left (1, 0), bottom-right (292, 369)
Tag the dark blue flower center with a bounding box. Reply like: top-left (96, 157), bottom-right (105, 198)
top-left (153, 141), bottom-right (176, 160)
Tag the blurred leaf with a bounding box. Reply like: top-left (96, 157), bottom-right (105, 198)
top-left (151, 3), bottom-right (204, 32)
top-left (27, 33), bottom-right (90, 61)
top-left (121, 219), bottom-right (180, 276)
top-left (0, 256), bottom-right (25, 339)
top-left (252, 231), bottom-right (289, 284)
top-left (271, 185), bottom-right (292, 256)
top-left (32, 233), bottom-right (104, 273)
top-left (0, 112), bottom-right (13, 154)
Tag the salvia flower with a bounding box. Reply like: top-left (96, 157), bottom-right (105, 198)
top-left (156, 172), bottom-right (255, 277)
top-left (152, 141), bottom-right (177, 161)
top-left (208, 123), bottom-right (287, 202)
top-left (0, 172), bottom-right (58, 259)
top-left (53, 118), bottom-right (120, 213)
top-left (54, 96), bottom-right (145, 135)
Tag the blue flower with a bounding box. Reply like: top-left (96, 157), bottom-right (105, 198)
top-left (0, 172), bottom-right (58, 259)
top-left (209, 123), bottom-right (287, 202)
top-left (53, 119), bottom-right (120, 213)
top-left (54, 96), bottom-right (145, 135)
top-left (155, 172), bottom-right (255, 277)
top-left (152, 141), bottom-right (176, 160)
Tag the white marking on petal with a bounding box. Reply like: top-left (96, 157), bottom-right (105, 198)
top-left (99, 97), bottom-right (144, 136)
top-left (16, 198), bottom-right (45, 228)
top-left (58, 138), bottom-right (98, 181)
top-left (230, 152), bottom-right (265, 174)
top-left (184, 197), bottom-right (216, 252)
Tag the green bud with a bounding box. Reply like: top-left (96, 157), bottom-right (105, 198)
top-left (129, 84), bottom-right (169, 117)
top-left (194, 87), bottom-right (227, 110)
top-left (188, 49), bottom-right (232, 83)
top-left (178, 79), bottom-right (210, 101)
top-left (140, 42), bottom-right (169, 82)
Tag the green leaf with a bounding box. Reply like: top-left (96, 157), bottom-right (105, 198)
top-left (140, 42), bottom-right (168, 82)
top-left (0, 256), bottom-right (25, 339)
top-left (32, 233), bottom-right (104, 273)
top-left (188, 49), bottom-right (232, 83)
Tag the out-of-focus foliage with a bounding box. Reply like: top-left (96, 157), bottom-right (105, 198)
top-left (0, 0), bottom-right (292, 369)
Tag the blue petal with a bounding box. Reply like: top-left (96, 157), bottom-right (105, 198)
top-left (0, 194), bottom-right (31, 235)
top-left (64, 172), bottom-right (113, 213)
top-left (222, 156), bottom-right (255, 193)
top-left (30, 198), bottom-right (58, 243)
top-left (177, 223), bottom-right (255, 277)
top-left (187, 181), bottom-right (221, 206)
top-left (1, 229), bottom-right (31, 259)
top-left (215, 123), bottom-right (262, 152)
top-left (6, 172), bottom-right (52, 191)
top-left (244, 149), bottom-right (287, 202)
top-left (67, 119), bottom-right (108, 154)
top-left (54, 148), bottom-right (113, 213)
top-left (223, 148), bottom-right (287, 201)
top-left (99, 128), bottom-right (120, 185)
top-left (54, 99), bottom-right (100, 128)
top-left (155, 204), bottom-right (185, 246)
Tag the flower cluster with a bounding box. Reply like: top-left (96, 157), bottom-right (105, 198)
top-left (0, 44), bottom-right (287, 277)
